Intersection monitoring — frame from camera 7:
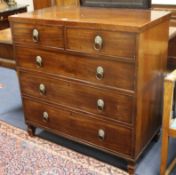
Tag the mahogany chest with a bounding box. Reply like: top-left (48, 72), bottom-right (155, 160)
top-left (9, 7), bottom-right (170, 174)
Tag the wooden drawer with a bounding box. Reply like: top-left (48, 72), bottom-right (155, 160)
top-left (66, 28), bottom-right (136, 58)
top-left (23, 98), bottom-right (133, 156)
top-left (12, 23), bottom-right (64, 49)
top-left (16, 46), bottom-right (135, 91)
top-left (20, 72), bottom-right (134, 124)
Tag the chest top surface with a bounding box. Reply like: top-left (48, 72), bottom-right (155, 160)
top-left (9, 6), bottom-right (170, 32)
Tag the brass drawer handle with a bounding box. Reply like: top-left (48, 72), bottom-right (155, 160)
top-left (32, 28), bottom-right (39, 42)
top-left (97, 99), bottom-right (104, 111)
top-left (42, 112), bottom-right (49, 122)
top-left (36, 56), bottom-right (43, 67)
top-left (98, 129), bottom-right (105, 141)
top-left (96, 66), bottom-right (104, 80)
top-left (39, 84), bottom-right (46, 95)
top-left (94, 35), bottom-right (103, 51)
top-left (0, 16), bottom-right (4, 21)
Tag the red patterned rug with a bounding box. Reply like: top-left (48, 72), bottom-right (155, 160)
top-left (0, 120), bottom-right (128, 175)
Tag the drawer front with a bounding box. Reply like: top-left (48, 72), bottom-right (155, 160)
top-left (23, 98), bottom-right (132, 156)
top-left (20, 72), bottom-right (134, 124)
top-left (16, 47), bottom-right (135, 90)
top-left (12, 23), bottom-right (64, 49)
top-left (66, 28), bottom-right (136, 58)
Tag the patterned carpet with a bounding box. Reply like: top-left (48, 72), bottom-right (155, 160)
top-left (0, 120), bottom-right (128, 175)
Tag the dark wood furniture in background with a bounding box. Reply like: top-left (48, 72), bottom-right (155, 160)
top-left (0, 4), bottom-right (27, 69)
top-left (34, 0), bottom-right (151, 9)
top-left (81, 0), bottom-right (151, 8)
top-left (9, 7), bottom-right (170, 174)
top-left (0, 4), bottom-right (27, 30)
top-left (152, 4), bottom-right (176, 27)
top-left (33, 0), bottom-right (54, 10)
top-left (168, 27), bottom-right (176, 70)
top-left (0, 28), bottom-right (15, 69)
top-left (55, 0), bottom-right (79, 7)
top-left (33, 0), bottom-right (79, 9)
top-left (152, 4), bottom-right (176, 70)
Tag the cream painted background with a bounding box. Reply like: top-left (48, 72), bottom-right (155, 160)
top-left (16, 0), bottom-right (34, 11)
top-left (16, 0), bottom-right (176, 12)
top-left (152, 0), bottom-right (176, 4)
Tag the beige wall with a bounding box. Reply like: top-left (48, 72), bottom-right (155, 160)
top-left (152, 0), bottom-right (176, 4)
top-left (16, 0), bottom-right (34, 11)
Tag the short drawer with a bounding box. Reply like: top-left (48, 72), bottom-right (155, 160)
top-left (20, 72), bottom-right (134, 124)
top-left (66, 28), bottom-right (136, 58)
top-left (23, 98), bottom-right (133, 156)
top-left (16, 46), bottom-right (135, 90)
top-left (12, 23), bottom-right (64, 49)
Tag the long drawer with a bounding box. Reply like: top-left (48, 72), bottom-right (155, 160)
top-left (15, 46), bottom-right (135, 91)
top-left (23, 98), bottom-right (133, 156)
top-left (12, 23), bottom-right (64, 49)
top-left (66, 28), bottom-right (136, 58)
top-left (20, 72), bottom-right (134, 124)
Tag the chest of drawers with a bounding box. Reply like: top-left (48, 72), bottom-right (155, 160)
top-left (9, 7), bottom-right (170, 175)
